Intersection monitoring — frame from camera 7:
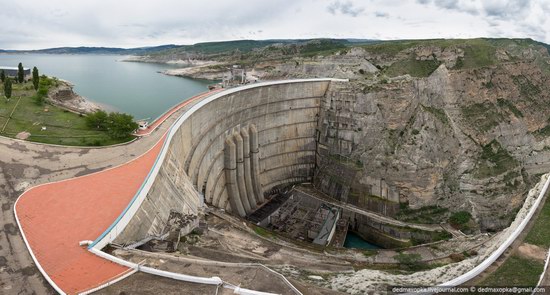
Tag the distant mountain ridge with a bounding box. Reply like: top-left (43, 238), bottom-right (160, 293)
top-left (5, 38), bottom-right (543, 57)
top-left (0, 44), bottom-right (181, 55)
top-left (0, 39), bottom-right (379, 55)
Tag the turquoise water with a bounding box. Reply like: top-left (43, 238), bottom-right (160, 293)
top-left (0, 54), bottom-right (212, 120)
top-left (343, 231), bottom-right (382, 249)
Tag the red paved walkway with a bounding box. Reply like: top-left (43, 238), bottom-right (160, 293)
top-left (14, 88), bottom-right (225, 294)
top-left (15, 136), bottom-right (165, 294)
top-left (14, 88), bottom-right (222, 294)
top-left (135, 89), bottom-right (222, 136)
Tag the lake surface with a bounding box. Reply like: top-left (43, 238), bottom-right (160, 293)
top-left (343, 231), bottom-right (382, 250)
top-left (0, 54), bottom-right (211, 120)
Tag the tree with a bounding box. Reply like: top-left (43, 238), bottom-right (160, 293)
top-left (449, 211), bottom-right (471, 226)
top-left (449, 211), bottom-right (471, 231)
top-left (85, 110), bottom-right (137, 139)
top-left (85, 110), bottom-right (109, 130)
top-left (32, 67), bottom-right (39, 90)
top-left (0, 70), bottom-right (5, 83)
top-left (106, 112), bottom-right (138, 139)
top-left (17, 62), bottom-right (24, 83)
top-left (4, 77), bottom-right (12, 100)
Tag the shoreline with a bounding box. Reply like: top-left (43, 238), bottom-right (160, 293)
top-left (121, 55), bottom-right (219, 66)
top-left (121, 55), bottom-right (225, 80)
top-left (47, 79), bottom-right (102, 114)
top-left (162, 64), bottom-right (224, 80)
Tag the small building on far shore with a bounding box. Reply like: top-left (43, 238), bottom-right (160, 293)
top-left (0, 66), bottom-right (31, 78)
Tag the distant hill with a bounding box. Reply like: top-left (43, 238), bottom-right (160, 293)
top-left (1, 38), bottom-right (546, 57)
top-left (0, 39), bottom-right (381, 56)
top-left (166, 39), bottom-right (379, 54)
top-left (138, 38), bottom-right (383, 61)
top-left (0, 44), bottom-right (181, 55)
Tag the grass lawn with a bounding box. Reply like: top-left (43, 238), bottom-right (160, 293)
top-left (479, 188), bottom-right (550, 287)
top-left (361, 38), bottom-right (500, 70)
top-left (0, 79), bottom-right (134, 146)
top-left (525, 192), bottom-right (550, 248)
top-left (480, 254), bottom-right (544, 287)
top-left (384, 58), bottom-right (441, 78)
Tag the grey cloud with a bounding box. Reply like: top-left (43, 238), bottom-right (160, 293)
top-left (119, 23), bottom-right (147, 28)
top-left (432, 0), bottom-right (479, 15)
top-left (486, 19), bottom-right (500, 27)
top-left (49, 8), bottom-right (68, 18)
top-left (0, 0), bottom-right (548, 49)
top-left (327, 1), bottom-right (365, 17)
top-left (518, 22), bottom-right (546, 41)
top-left (482, 0), bottom-right (531, 18)
top-left (434, 0), bottom-right (459, 10)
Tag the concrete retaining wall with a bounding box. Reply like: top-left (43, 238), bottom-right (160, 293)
top-left (103, 79), bottom-right (343, 246)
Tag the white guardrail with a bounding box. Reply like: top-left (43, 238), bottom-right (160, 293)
top-left (436, 174), bottom-right (550, 289)
top-left (533, 248), bottom-right (550, 295)
top-left (85, 248), bottom-right (280, 295)
top-left (78, 268), bottom-right (138, 295)
top-left (122, 248), bottom-right (303, 295)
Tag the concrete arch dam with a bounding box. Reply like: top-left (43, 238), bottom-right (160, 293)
top-left (111, 79), bottom-right (346, 246)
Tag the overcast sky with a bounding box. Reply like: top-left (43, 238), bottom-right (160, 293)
top-left (1, 0), bottom-right (549, 50)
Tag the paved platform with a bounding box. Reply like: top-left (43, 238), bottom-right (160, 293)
top-left (135, 89), bottom-right (222, 137)
top-left (15, 136), bottom-right (165, 294)
top-left (14, 89), bottom-right (221, 294)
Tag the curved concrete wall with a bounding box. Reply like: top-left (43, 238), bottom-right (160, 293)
top-left (96, 79), bottom-right (344, 247)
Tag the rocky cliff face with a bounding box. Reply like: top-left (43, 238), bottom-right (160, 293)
top-left (140, 38), bottom-right (550, 232)
top-left (313, 40), bottom-right (550, 232)
top-left (48, 81), bottom-right (100, 114)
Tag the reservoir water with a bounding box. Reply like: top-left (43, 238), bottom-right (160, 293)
top-left (343, 231), bottom-right (382, 250)
top-left (0, 54), bottom-right (211, 120)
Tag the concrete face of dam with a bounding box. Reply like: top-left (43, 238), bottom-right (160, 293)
top-left (113, 79), bottom-right (339, 246)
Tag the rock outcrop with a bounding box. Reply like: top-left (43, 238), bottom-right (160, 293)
top-left (129, 38), bottom-right (550, 232)
top-left (312, 41), bottom-right (550, 232)
top-left (48, 80), bottom-right (100, 114)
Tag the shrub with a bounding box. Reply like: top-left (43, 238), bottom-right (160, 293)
top-left (450, 253), bottom-right (465, 262)
top-left (32, 94), bottom-right (45, 105)
top-left (106, 112), bottom-right (138, 139)
top-left (449, 211), bottom-right (471, 226)
top-left (38, 86), bottom-right (48, 95)
top-left (85, 110), bottom-right (109, 130)
top-left (363, 249), bottom-right (377, 257)
top-left (86, 110), bottom-right (137, 139)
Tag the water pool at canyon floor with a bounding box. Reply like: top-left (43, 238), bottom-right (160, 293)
top-left (343, 231), bottom-right (382, 250)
